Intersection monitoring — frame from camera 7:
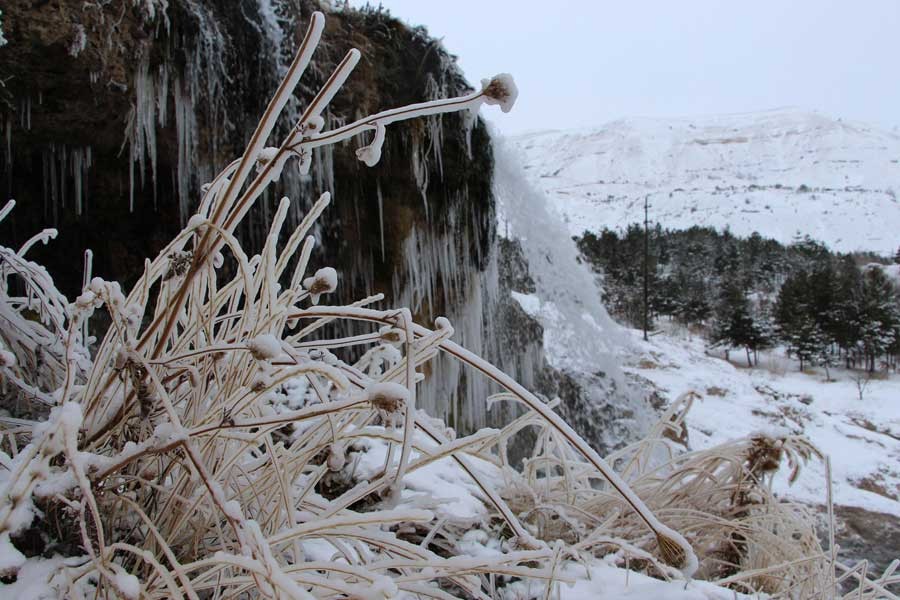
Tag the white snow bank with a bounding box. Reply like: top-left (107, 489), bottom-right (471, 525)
top-left (624, 327), bottom-right (900, 517)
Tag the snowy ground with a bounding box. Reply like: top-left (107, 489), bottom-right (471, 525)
top-left (1, 420), bottom-right (761, 600)
top-left (621, 326), bottom-right (900, 519)
top-left (512, 562), bottom-right (758, 600)
top-left (351, 429), bottom-right (761, 599)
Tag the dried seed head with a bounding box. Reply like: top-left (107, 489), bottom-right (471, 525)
top-left (0, 349), bottom-right (16, 368)
top-left (303, 267), bottom-right (337, 305)
top-left (247, 334), bottom-right (282, 361)
top-left (434, 316), bottom-right (453, 332)
top-left (366, 382), bottom-right (410, 414)
top-left (378, 326), bottom-right (405, 343)
top-left (113, 347), bottom-right (131, 370)
top-left (186, 215), bottom-right (207, 237)
top-left (256, 147), bottom-right (279, 166)
top-left (747, 435), bottom-right (783, 475)
top-left (304, 115), bottom-right (325, 133)
top-left (481, 73), bottom-right (518, 113)
top-left (164, 251), bottom-right (193, 280)
top-left (657, 533), bottom-right (687, 568)
top-left (124, 303), bottom-right (144, 333)
top-left (251, 373), bottom-right (270, 392)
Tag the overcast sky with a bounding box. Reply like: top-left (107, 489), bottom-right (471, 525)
top-left (349, 1), bottom-right (900, 135)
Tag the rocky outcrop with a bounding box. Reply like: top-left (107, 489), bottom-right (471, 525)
top-left (1, 1), bottom-right (492, 295)
top-left (495, 237), bottom-right (651, 457)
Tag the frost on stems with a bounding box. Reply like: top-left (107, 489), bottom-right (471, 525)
top-left (0, 9), bottom-right (877, 600)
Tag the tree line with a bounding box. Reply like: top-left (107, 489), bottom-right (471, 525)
top-left (577, 226), bottom-right (900, 372)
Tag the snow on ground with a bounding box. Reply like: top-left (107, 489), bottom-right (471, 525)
top-left (557, 562), bottom-right (757, 600)
top-left (622, 326), bottom-right (900, 517)
top-left (512, 109), bottom-right (900, 255)
top-left (502, 562), bottom-right (757, 600)
top-left (351, 424), bottom-right (499, 522)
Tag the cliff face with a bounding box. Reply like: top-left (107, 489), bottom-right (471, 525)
top-left (1, 1), bottom-right (492, 287)
top-left (0, 0), bottom-right (503, 429)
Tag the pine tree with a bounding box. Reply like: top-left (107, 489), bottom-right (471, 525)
top-left (774, 271), bottom-right (807, 340)
top-left (711, 279), bottom-right (758, 365)
top-left (832, 256), bottom-right (863, 367)
top-left (789, 315), bottom-right (828, 372)
top-left (775, 270), bottom-right (830, 371)
top-left (747, 299), bottom-right (775, 366)
top-left (857, 266), bottom-right (899, 371)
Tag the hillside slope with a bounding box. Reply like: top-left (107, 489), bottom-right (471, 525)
top-left (513, 109), bottom-right (900, 254)
top-left (622, 326), bottom-right (900, 574)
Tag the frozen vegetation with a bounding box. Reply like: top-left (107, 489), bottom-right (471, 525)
top-left (1, 10), bottom-right (898, 600)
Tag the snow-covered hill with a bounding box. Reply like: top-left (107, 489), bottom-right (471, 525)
top-left (513, 109), bottom-right (900, 254)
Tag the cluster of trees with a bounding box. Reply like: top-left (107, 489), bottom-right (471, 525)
top-left (775, 259), bottom-right (900, 372)
top-left (577, 226), bottom-right (900, 372)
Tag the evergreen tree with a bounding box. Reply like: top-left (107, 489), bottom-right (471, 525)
top-left (747, 299), bottom-right (775, 366)
top-left (857, 267), bottom-right (899, 371)
top-left (832, 256), bottom-right (863, 367)
top-left (711, 279), bottom-right (759, 365)
top-left (774, 271), bottom-right (807, 339)
top-left (775, 271), bottom-right (830, 371)
top-left (788, 315), bottom-right (829, 371)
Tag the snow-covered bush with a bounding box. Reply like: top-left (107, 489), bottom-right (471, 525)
top-left (0, 11), bottom-right (896, 599)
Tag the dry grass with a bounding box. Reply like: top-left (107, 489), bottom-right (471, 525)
top-left (0, 11), bottom-right (897, 599)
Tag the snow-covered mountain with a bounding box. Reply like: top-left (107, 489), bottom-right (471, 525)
top-left (513, 109), bottom-right (900, 254)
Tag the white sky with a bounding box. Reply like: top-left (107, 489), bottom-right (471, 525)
top-left (349, 1), bottom-right (900, 135)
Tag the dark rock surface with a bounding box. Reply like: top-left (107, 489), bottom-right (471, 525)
top-left (0, 1), bottom-right (492, 307)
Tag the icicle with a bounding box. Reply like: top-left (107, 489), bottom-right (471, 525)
top-left (60, 145), bottom-right (67, 209)
top-left (377, 179), bottom-right (385, 263)
top-left (462, 108), bottom-right (476, 160)
top-left (173, 77), bottom-right (195, 223)
top-left (124, 56), bottom-right (158, 212)
top-left (256, 0), bottom-right (287, 78)
top-left (68, 24), bottom-right (87, 57)
top-left (156, 62), bottom-right (169, 128)
top-left (82, 249), bottom-right (93, 344)
top-left (70, 146), bottom-right (92, 216)
top-left (42, 148), bottom-right (49, 218)
top-left (48, 144), bottom-right (58, 223)
top-left (410, 136), bottom-right (429, 219)
top-left (5, 115), bottom-right (11, 179)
